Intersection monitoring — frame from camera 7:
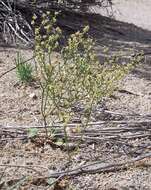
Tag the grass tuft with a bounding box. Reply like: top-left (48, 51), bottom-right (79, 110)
top-left (15, 52), bottom-right (33, 83)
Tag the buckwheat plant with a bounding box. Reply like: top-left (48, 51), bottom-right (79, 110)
top-left (32, 12), bottom-right (142, 137)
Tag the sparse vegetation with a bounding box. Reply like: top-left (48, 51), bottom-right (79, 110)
top-left (1, 1), bottom-right (151, 189)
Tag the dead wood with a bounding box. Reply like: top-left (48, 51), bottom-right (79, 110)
top-left (46, 152), bottom-right (151, 178)
top-left (1, 117), bottom-right (151, 146)
top-left (0, 164), bottom-right (47, 175)
top-left (0, 0), bottom-right (113, 46)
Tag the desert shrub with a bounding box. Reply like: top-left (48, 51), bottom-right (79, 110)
top-left (15, 52), bottom-right (33, 83)
top-left (32, 12), bottom-right (142, 132)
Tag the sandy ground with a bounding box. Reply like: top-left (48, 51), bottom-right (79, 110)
top-left (1, 2), bottom-right (151, 189)
top-left (112, 0), bottom-right (151, 31)
top-left (1, 47), bottom-right (151, 190)
top-left (92, 0), bottom-right (151, 31)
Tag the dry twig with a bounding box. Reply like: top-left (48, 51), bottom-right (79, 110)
top-left (46, 152), bottom-right (151, 178)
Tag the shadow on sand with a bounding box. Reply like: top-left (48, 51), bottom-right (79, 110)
top-left (57, 11), bottom-right (151, 81)
top-left (1, 11), bottom-right (151, 80)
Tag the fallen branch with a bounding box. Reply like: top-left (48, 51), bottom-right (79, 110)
top-left (1, 118), bottom-right (151, 130)
top-left (46, 152), bottom-right (151, 178)
top-left (68, 133), bottom-right (151, 142)
top-left (0, 164), bottom-right (48, 175)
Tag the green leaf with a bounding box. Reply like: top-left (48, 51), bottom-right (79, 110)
top-left (55, 139), bottom-right (64, 146)
top-left (28, 128), bottom-right (38, 138)
top-left (47, 178), bottom-right (56, 186)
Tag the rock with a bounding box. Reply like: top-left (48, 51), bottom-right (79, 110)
top-left (29, 93), bottom-right (37, 100)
